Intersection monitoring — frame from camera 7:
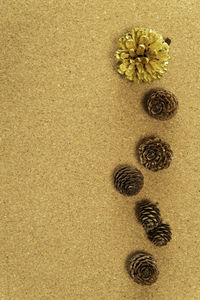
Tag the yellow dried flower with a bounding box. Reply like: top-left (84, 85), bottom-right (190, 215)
top-left (114, 28), bottom-right (170, 83)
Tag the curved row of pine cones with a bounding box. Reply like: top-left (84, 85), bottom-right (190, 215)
top-left (113, 165), bottom-right (172, 285)
top-left (112, 29), bottom-right (177, 286)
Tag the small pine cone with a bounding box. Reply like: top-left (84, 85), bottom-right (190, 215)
top-left (135, 199), bottom-right (161, 232)
top-left (113, 165), bottom-right (144, 196)
top-left (146, 89), bottom-right (178, 120)
top-left (129, 252), bottom-right (159, 285)
top-left (147, 223), bottom-right (172, 246)
top-left (138, 136), bottom-right (173, 172)
top-left (114, 28), bottom-right (170, 83)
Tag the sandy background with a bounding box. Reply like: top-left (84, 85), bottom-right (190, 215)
top-left (0, 0), bottom-right (200, 299)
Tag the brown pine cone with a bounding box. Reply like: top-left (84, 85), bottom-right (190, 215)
top-left (129, 252), bottom-right (159, 285)
top-left (147, 223), bottom-right (172, 246)
top-left (135, 199), bottom-right (161, 232)
top-left (146, 89), bottom-right (178, 120)
top-left (113, 165), bottom-right (144, 196)
top-left (138, 136), bottom-right (173, 172)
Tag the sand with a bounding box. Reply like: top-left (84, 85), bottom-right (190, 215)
top-left (0, 1), bottom-right (200, 299)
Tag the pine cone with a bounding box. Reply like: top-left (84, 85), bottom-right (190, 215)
top-left (129, 252), bottom-right (159, 285)
top-left (147, 223), bottom-right (172, 246)
top-left (114, 28), bottom-right (170, 83)
top-left (113, 165), bottom-right (144, 196)
top-left (138, 136), bottom-right (173, 172)
top-left (146, 89), bottom-right (178, 120)
top-left (135, 199), bottom-right (161, 232)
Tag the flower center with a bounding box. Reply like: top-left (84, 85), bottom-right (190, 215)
top-left (141, 267), bottom-right (151, 278)
top-left (152, 102), bottom-right (163, 114)
top-left (147, 150), bottom-right (156, 160)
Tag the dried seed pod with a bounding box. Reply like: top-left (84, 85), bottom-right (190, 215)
top-left (146, 89), bottom-right (178, 120)
top-left (147, 223), bottom-right (172, 246)
top-left (114, 28), bottom-right (170, 83)
top-left (138, 136), bottom-right (173, 172)
top-left (135, 199), bottom-right (161, 232)
top-left (129, 252), bottom-right (159, 285)
top-left (113, 165), bottom-right (144, 196)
